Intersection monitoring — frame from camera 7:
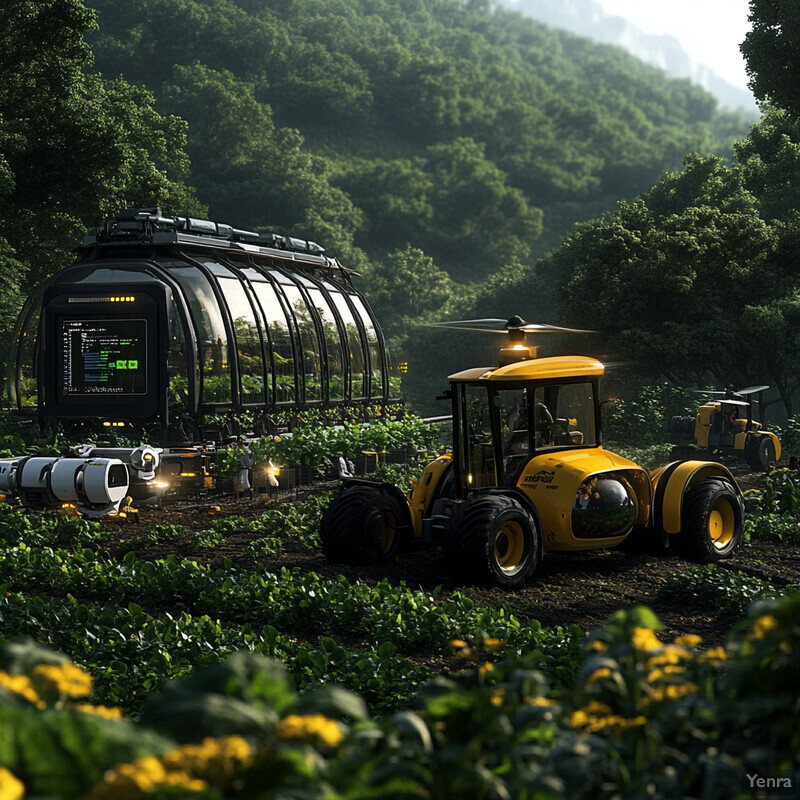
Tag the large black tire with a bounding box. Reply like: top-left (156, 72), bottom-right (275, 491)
top-left (745, 435), bottom-right (776, 471)
top-left (447, 494), bottom-right (539, 589)
top-left (677, 478), bottom-right (743, 563)
top-left (320, 485), bottom-right (409, 565)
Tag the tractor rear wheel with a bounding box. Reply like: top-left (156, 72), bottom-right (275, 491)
top-left (321, 485), bottom-right (409, 565)
top-left (448, 494), bottom-right (539, 588)
top-left (745, 435), bottom-right (776, 471)
top-left (677, 479), bottom-right (743, 563)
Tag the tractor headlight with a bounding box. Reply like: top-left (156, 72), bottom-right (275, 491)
top-left (572, 474), bottom-right (637, 539)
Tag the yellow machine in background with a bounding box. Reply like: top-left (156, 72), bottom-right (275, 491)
top-left (668, 387), bottom-right (780, 471)
top-left (321, 317), bottom-right (744, 588)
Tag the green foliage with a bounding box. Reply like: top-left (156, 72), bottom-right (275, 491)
top-left (224, 415), bottom-right (441, 480)
top-left (83, 0), bottom-right (748, 283)
top-left (774, 413), bottom-right (800, 457)
top-left (657, 565), bottom-right (796, 616)
top-left (187, 515), bottom-right (248, 552)
top-left (742, 467), bottom-right (800, 544)
top-left (745, 467), bottom-right (800, 517)
top-left (0, 0), bottom-right (203, 290)
top-left (602, 382), bottom-right (694, 448)
top-left (741, 0), bottom-right (800, 116)
top-left (249, 493), bottom-right (331, 553)
top-left (0, 507), bottom-right (106, 549)
top-left (0, 0), bottom-right (204, 399)
top-left (124, 522), bottom-right (186, 551)
top-left (534, 133), bottom-right (800, 414)
top-left (2, 593), bottom-right (800, 799)
top-left (0, 524), bottom-right (580, 714)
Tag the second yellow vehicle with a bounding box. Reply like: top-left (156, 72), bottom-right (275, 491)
top-left (320, 317), bottom-right (744, 588)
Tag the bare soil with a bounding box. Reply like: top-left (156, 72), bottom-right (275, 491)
top-left (97, 463), bottom-right (800, 649)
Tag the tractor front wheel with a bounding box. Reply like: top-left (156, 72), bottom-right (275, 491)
top-left (321, 485), bottom-right (409, 565)
top-left (448, 494), bottom-right (539, 588)
top-left (678, 479), bottom-right (743, 563)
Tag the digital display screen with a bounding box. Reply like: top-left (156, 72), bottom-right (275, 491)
top-left (60, 318), bottom-right (148, 397)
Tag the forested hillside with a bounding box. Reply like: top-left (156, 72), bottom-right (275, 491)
top-left (87, 0), bottom-right (749, 278)
top-left (75, 0), bottom-right (755, 409)
top-left (1, 0), bottom-right (755, 411)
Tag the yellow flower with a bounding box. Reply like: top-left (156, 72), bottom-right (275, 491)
top-left (162, 736), bottom-right (253, 782)
top-left (697, 646), bottom-right (729, 665)
top-left (525, 696), bottom-right (556, 707)
top-left (647, 665), bottom-right (685, 683)
top-left (478, 662), bottom-right (494, 675)
top-left (585, 667), bottom-right (613, 686)
top-left (748, 614), bottom-right (779, 641)
top-left (631, 627), bottom-right (662, 652)
top-left (643, 683), bottom-right (698, 706)
top-left (645, 646), bottom-right (691, 669)
top-left (570, 700), bottom-right (612, 729)
top-left (490, 688), bottom-right (506, 707)
top-left (672, 634), bottom-right (702, 648)
top-left (0, 767), bottom-right (24, 800)
top-left (449, 639), bottom-right (468, 649)
top-left (87, 755), bottom-right (208, 800)
top-left (68, 703), bottom-right (124, 721)
top-left (587, 639), bottom-right (609, 652)
top-left (570, 702), bottom-right (646, 735)
top-left (275, 714), bottom-right (344, 748)
top-left (483, 638), bottom-right (503, 651)
top-left (0, 671), bottom-right (45, 708)
top-left (32, 663), bottom-right (93, 698)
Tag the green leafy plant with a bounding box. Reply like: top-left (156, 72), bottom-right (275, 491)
top-left (657, 564), bottom-right (798, 615)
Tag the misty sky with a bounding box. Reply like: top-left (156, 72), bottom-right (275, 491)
top-left (595, 0), bottom-right (752, 91)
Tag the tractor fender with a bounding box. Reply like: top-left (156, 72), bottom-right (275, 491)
top-left (760, 431), bottom-right (782, 462)
top-left (650, 461), bottom-right (742, 535)
top-left (471, 487), bottom-right (546, 563)
top-left (338, 477), bottom-right (413, 531)
top-left (408, 454), bottom-right (454, 531)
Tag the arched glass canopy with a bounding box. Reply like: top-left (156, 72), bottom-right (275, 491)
top-left (8, 209), bottom-right (397, 434)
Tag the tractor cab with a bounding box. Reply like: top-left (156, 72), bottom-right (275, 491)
top-left (448, 357), bottom-right (603, 497)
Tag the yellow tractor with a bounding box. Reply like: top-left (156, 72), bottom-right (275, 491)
top-left (320, 317), bottom-right (745, 588)
top-left (668, 387), bottom-right (781, 471)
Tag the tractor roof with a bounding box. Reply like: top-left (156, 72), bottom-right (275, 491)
top-left (448, 355), bottom-right (604, 383)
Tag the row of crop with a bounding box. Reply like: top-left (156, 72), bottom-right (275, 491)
top-left (123, 493), bottom-right (331, 558)
top-left (1, 595), bottom-right (798, 800)
top-left (658, 564), bottom-right (800, 615)
top-left (201, 414), bottom-right (442, 481)
top-left (0, 590), bottom-right (427, 716)
top-left (0, 500), bottom-right (582, 714)
top-left (743, 466), bottom-right (800, 544)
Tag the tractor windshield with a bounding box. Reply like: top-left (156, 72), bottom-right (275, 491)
top-left (454, 380), bottom-right (599, 495)
top-left (530, 382), bottom-right (597, 451)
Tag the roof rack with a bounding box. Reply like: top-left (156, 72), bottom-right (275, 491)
top-left (84, 207), bottom-right (326, 256)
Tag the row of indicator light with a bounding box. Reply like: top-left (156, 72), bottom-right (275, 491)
top-left (109, 296), bottom-right (136, 302)
top-left (102, 421), bottom-right (127, 427)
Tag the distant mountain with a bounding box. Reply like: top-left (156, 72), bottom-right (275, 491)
top-left (499, 0), bottom-right (758, 115)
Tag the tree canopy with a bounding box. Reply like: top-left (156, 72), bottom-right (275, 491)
top-left (741, 0), bottom-right (800, 117)
top-left (526, 108), bottom-right (800, 416)
top-left (85, 0), bottom-right (751, 282)
top-left (0, 0), bottom-right (202, 307)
